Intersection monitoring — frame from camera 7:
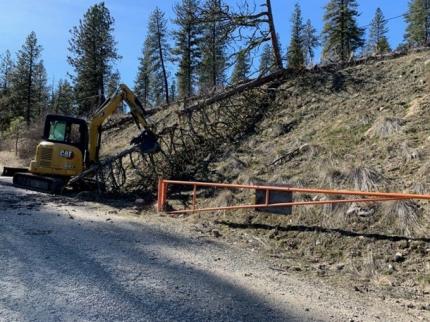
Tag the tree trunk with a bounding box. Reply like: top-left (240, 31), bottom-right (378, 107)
top-left (26, 48), bottom-right (34, 126)
top-left (187, 28), bottom-right (192, 97)
top-left (265, 0), bottom-right (283, 70)
top-left (15, 135), bottom-right (18, 156)
top-left (156, 16), bottom-right (170, 104)
top-left (211, 17), bottom-right (217, 88)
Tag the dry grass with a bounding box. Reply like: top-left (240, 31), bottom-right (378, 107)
top-left (213, 190), bottom-right (235, 207)
top-left (216, 156), bottom-right (247, 180)
top-left (0, 150), bottom-right (27, 171)
top-left (382, 200), bottom-right (424, 236)
top-left (322, 166), bottom-right (388, 192)
top-left (322, 168), bottom-right (345, 188)
top-left (321, 196), bottom-right (349, 227)
top-left (400, 142), bottom-right (423, 162)
top-left (365, 117), bottom-right (404, 139)
top-left (343, 166), bottom-right (388, 192)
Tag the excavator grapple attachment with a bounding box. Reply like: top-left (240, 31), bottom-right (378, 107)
top-left (130, 130), bottom-right (160, 154)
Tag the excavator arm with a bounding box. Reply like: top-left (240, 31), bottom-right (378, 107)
top-left (88, 84), bottom-right (157, 163)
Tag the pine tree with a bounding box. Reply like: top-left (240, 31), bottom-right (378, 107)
top-left (68, 2), bottom-right (121, 115)
top-left (135, 42), bottom-right (152, 107)
top-left (231, 50), bottom-right (250, 84)
top-left (302, 19), bottom-right (319, 65)
top-left (0, 50), bottom-right (14, 128)
top-left (199, 0), bottom-right (229, 92)
top-left (33, 61), bottom-right (49, 117)
top-left (9, 32), bottom-right (46, 125)
top-left (52, 79), bottom-right (76, 115)
top-left (143, 8), bottom-right (171, 105)
top-left (367, 8), bottom-right (391, 55)
top-left (0, 50), bottom-right (14, 90)
top-left (287, 3), bottom-right (305, 69)
top-left (322, 0), bottom-right (365, 62)
top-left (259, 44), bottom-right (276, 76)
top-left (170, 79), bottom-right (177, 102)
top-left (405, 0), bottom-right (430, 46)
top-left (172, 0), bottom-right (203, 98)
top-left (107, 69), bottom-right (121, 97)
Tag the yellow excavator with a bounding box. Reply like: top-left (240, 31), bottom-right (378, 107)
top-left (2, 84), bottom-right (159, 193)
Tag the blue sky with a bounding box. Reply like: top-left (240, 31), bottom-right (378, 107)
top-left (0, 0), bottom-right (409, 87)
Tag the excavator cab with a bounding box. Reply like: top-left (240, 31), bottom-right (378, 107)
top-left (43, 115), bottom-right (89, 161)
top-left (28, 115), bottom-right (88, 178)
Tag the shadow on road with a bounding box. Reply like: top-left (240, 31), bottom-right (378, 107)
top-left (0, 199), bottom-right (296, 321)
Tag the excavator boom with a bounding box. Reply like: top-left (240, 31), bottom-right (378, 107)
top-left (89, 84), bottom-right (156, 163)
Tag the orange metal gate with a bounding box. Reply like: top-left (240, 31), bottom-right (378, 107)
top-left (157, 179), bottom-right (430, 214)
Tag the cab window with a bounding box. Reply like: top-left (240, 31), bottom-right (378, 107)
top-left (48, 121), bottom-right (67, 142)
top-left (69, 124), bottom-right (81, 144)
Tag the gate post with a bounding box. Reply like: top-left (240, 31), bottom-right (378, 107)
top-left (157, 178), bottom-right (167, 212)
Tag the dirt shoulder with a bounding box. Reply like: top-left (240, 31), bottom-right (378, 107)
top-left (139, 210), bottom-right (430, 321)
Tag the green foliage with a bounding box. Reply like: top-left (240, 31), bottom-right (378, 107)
top-left (51, 79), bottom-right (76, 116)
top-left (404, 0), bottom-right (430, 46)
top-left (170, 79), bottom-right (177, 102)
top-left (199, 0), bottom-right (229, 92)
top-left (172, 0), bottom-right (203, 98)
top-left (0, 50), bottom-right (15, 129)
top-left (7, 116), bottom-right (25, 155)
top-left (134, 8), bottom-right (171, 106)
top-left (287, 3), bottom-right (305, 69)
top-left (135, 40), bottom-right (152, 107)
top-left (367, 8), bottom-right (391, 55)
top-left (259, 44), bottom-right (276, 76)
top-left (231, 50), bottom-right (250, 84)
top-left (9, 32), bottom-right (48, 125)
top-left (107, 69), bottom-right (121, 98)
top-left (145, 7), bottom-right (171, 105)
top-left (322, 0), bottom-right (365, 62)
top-left (302, 19), bottom-right (320, 65)
top-left (68, 2), bottom-right (121, 115)
top-left (0, 50), bottom-right (14, 91)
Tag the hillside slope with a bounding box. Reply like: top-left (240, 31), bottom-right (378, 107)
top-left (100, 52), bottom-right (430, 309)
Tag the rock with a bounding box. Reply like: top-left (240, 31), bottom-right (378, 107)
top-left (394, 252), bottom-right (404, 262)
top-left (211, 229), bottom-right (222, 238)
top-left (317, 264), bottom-right (326, 270)
top-left (268, 229), bottom-right (278, 239)
top-left (336, 263), bottom-right (345, 271)
top-left (387, 264), bottom-right (394, 273)
top-left (135, 198), bottom-right (145, 205)
top-left (398, 240), bottom-right (409, 249)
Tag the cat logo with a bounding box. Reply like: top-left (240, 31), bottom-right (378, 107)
top-left (60, 150), bottom-right (73, 159)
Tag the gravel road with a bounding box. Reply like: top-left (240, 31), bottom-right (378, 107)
top-left (0, 177), bottom-right (425, 322)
